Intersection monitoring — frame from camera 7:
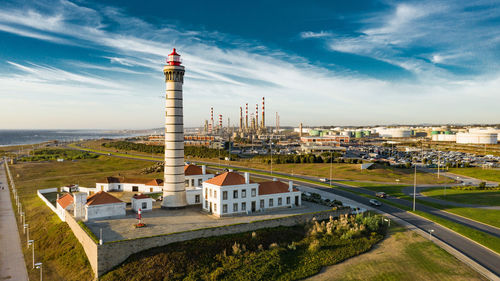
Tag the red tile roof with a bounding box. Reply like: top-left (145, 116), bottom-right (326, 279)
top-left (145, 179), bottom-right (163, 186)
top-left (57, 193), bottom-right (73, 209)
top-left (184, 164), bottom-right (203, 176)
top-left (258, 181), bottom-right (298, 195)
top-left (204, 172), bottom-right (247, 186)
top-left (86, 191), bottom-right (123, 206)
top-left (133, 194), bottom-right (151, 199)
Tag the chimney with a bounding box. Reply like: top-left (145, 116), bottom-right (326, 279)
top-left (202, 165), bottom-right (206, 175)
top-left (288, 181), bottom-right (293, 192)
top-left (244, 172), bottom-right (250, 184)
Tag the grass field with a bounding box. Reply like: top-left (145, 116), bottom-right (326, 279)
top-left (78, 140), bottom-right (453, 185)
top-left (448, 168), bottom-right (500, 183)
top-left (422, 188), bottom-right (500, 206)
top-left (308, 225), bottom-right (486, 281)
top-left (8, 154), bottom-right (159, 281)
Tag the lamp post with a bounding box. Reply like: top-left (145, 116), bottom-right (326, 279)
top-left (413, 164), bottom-right (416, 211)
top-left (270, 140), bottom-right (273, 176)
top-left (28, 240), bottom-right (35, 269)
top-left (21, 212), bottom-right (25, 232)
top-left (429, 229), bottom-right (434, 240)
top-left (329, 150), bottom-right (333, 188)
top-left (24, 224), bottom-right (29, 247)
top-left (384, 218), bottom-right (390, 227)
top-left (35, 262), bottom-right (42, 281)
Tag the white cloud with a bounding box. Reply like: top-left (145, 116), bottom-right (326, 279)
top-left (0, 0), bottom-right (499, 129)
top-left (300, 31), bottom-right (333, 39)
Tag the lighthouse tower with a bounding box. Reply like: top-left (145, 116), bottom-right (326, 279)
top-left (162, 48), bottom-right (188, 208)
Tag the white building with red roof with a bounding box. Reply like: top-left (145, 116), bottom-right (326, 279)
top-left (131, 194), bottom-right (153, 213)
top-left (56, 193), bottom-right (74, 221)
top-left (184, 164), bottom-right (214, 205)
top-left (202, 171), bottom-right (301, 217)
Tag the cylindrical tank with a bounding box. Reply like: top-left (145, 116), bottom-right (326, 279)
top-left (355, 131), bottom-right (364, 138)
top-left (310, 130), bottom-right (320, 136)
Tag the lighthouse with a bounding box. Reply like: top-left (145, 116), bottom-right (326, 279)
top-left (162, 48), bottom-right (188, 208)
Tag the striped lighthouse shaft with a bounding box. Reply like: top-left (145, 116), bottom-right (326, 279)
top-left (162, 64), bottom-right (187, 208)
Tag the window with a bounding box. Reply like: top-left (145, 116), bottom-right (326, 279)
top-left (251, 188), bottom-right (256, 197)
top-left (210, 189), bottom-right (212, 198)
top-left (214, 204), bottom-right (217, 212)
top-left (117, 185), bottom-right (121, 190)
top-left (260, 199), bottom-right (264, 209)
top-left (269, 198), bottom-right (274, 207)
top-left (286, 197), bottom-right (291, 205)
top-left (195, 195), bottom-right (200, 203)
top-left (198, 179), bottom-right (203, 186)
top-left (132, 186), bottom-right (138, 192)
top-left (214, 190), bottom-right (217, 199)
top-left (223, 204), bottom-right (228, 213)
top-left (242, 202), bottom-right (246, 211)
top-left (142, 202), bottom-right (147, 209)
top-left (233, 203), bottom-right (238, 212)
top-left (204, 200), bottom-right (208, 208)
top-left (233, 190), bottom-right (238, 199)
top-left (185, 179), bottom-right (189, 186)
top-left (191, 179), bottom-right (195, 186)
top-left (242, 189), bottom-right (247, 198)
top-left (278, 197), bottom-right (282, 206)
top-left (223, 191), bottom-right (228, 200)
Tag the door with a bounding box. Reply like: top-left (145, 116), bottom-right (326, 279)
top-left (295, 196), bottom-right (299, 206)
top-left (133, 186), bottom-right (139, 192)
top-left (251, 201), bottom-right (256, 212)
top-left (209, 202), bottom-right (212, 213)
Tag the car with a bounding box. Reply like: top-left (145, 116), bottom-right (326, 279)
top-left (375, 192), bottom-right (387, 198)
top-left (319, 178), bottom-right (329, 182)
top-left (369, 199), bottom-right (382, 206)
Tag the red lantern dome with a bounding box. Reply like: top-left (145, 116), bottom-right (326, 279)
top-left (167, 48), bottom-right (181, 66)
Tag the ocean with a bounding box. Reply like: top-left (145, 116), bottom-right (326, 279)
top-left (0, 129), bottom-right (149, 147)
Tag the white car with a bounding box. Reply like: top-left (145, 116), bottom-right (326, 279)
top-left (319, 178), bottom-right (329, 182)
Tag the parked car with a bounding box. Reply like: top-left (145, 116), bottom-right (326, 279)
top-left (319, 178), bottom-right (329, 182)
top-left (376, 192), bottom-right (387, 198)
top-left (369, 199), bottom-right (382, 206)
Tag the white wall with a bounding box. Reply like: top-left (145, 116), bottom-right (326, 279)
top-left (186, 188), bottom-right (202, 205)
top-left (85, 203), bottom-right (126, 220)
top-left (131, 198), bottom-right (153, 212)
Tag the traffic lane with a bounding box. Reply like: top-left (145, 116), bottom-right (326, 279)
top-left (308, 183), bottom-right (500, 276)
top-left (331, 182), bottom-right (500, 238)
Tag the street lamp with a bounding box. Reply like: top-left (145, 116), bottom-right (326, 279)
top-left (35, 262), bottom-right (43, 281)
top-left (384, 218), bottom-right (391, 227)
top-left (270, 141), bottom-right (273, 176)
top-left (413, 164), bottom-right (417, 211)
top-left (20, 211), bottom-right (24, 226)
top-left (28, 240), bottom-right (35, 269)
top-left (428, 229), bottom-right (434, 240)
top-left (329, 150), bottom-right (333, 188)
top-left (24, 224), bottom-right (29, 247)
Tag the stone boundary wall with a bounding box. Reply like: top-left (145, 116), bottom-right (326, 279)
top-left (64, 210), bottom-right (99, 280)
top-left (37, 188), bottom-right (59, 218)
top-left (96, 208), bottom-right (350, 277)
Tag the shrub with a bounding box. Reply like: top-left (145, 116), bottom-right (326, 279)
top-left (308, 239), bottom-right (321, 252)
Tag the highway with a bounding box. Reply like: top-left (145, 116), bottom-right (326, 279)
top-left (70, 145), bottom-right (500, 278)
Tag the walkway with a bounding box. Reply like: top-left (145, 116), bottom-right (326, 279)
top-left (0, 161), bottom-right (29, 281)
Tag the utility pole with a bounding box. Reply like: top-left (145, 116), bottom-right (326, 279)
top-left (437, 151), bottom-right (440, 179)
top-left (413, 164), bottom-right (417, 211)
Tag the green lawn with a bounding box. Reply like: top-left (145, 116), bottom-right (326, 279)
top-left (448, 168), bottom-right (500, 182)
top-left (422, 188), bottom-right (500, 206)
top-left (8, 155), bottom-right (160, 281)
top-left (311, 225), bottom-right (486, 281)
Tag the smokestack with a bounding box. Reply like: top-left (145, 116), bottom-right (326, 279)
top-left (299, 123), bottom-right (303, 138)
top-left (210, 107), bottom-right (214, 134)
top-left (219, 114), bottom-right (222, 131)
top-left (239, 107), bottom-right (243, 132)
top-left (245, 103), bottom-right (248, 131)
top-left (276, 112), bottom-right (278, 133)
top-left (255, 103), bottom-right (259, 131)
top-left (262, 97), bottom-right (265, 129)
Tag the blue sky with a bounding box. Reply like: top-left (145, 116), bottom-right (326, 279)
top-left (0, 0), bottom-right (499, 129)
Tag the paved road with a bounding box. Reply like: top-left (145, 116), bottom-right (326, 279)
top-left (0, 161), bottom-right (29, 281)
top-left (246, 171), bottom-right (500, 278)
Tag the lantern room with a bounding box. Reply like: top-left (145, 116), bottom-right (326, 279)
top-left (167, 48), bottom-right (181, 66)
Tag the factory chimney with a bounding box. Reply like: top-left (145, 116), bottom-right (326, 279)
top-left (261, 97), bottom-right (265, 129)
top-left (245, 103), bottom-right (249, 132)
top-left (299, 122), bottom-right (303, 138)
top-left (162, 48), bottom-right (187, 208)
top-left (239, 107), bottom-right (243, 132)
top-left (255, 103), bottom-right (259, 132)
